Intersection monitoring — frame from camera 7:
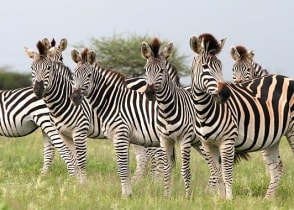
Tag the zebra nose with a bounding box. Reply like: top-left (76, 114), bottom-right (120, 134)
top-left (33, 80), bottom-right (44, 99)
top-left (145, 84), bottom-right (156, 101)
top-left (71, 88), bottom-right (83, 106)
top-left (234, 79), bottom-right (243, 84)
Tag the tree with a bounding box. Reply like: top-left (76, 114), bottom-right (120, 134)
top-left (0, 67), bottom-right (31, 90)
top-left (75, 33), bottom-right (190, 77)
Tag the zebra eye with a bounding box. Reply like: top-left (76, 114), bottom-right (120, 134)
top-left (202, 64), bottom-right (209, 69)
top-left (87, 74), bottom-right (92, 79)
top-left (46, 65), bottom-right (51, 70)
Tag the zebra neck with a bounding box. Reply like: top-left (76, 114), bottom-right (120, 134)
top-left (191, 86), bottom-right (219, 121)
top-left (87, 70), bottom-right (127, 118)
top-left (156, 75), bottom-right (177, 106)
top-left (43, 71), bottom-right (73, 115)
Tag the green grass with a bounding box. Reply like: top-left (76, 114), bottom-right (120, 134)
top-left (0, 131), bottom-right (293, 210)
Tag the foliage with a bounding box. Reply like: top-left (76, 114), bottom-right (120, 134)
top-left (0, 132), bottom-right (293, 209)
top-left (75, 33), bottom-right (190, 77)
top-left (0, 68), bottom-right (31, 90)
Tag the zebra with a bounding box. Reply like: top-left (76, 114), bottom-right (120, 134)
top-left (125, 52), bottom-right (183, 183)
top-left (141, 38), bottom-right (208, 198)
top-left (0, 38), bottom-right (77, 176)
top-left (24, 40), bottom-right (163, 184)
top-left (230, 45), bottom-right (294, 155)
top-left (70, 48), bottom-right (189, 197)
top-left (230, 45), bottom-right (269, 83)
top-left (189, 33), bottom-right (294, 199)
top-left (25, 40), bottom-right (92, 183)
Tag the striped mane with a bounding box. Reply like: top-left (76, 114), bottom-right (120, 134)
top-left (199, 33), bottom-right (222, 55)
top-left (234, 45), bottom-right (249, 60)
top-left (149, 38), bottom-right (161, 58)
top-left (53, 61), bottom-right (73, 81)
top-left (36, 41), bottom-right (47, 57)
top-left (93, 64), bottom-right (127, 87)
top-left (81, 48), bottom-right (89, 64)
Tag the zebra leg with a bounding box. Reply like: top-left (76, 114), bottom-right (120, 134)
top-left (220, 139), bottom-right (235, 200)
top-left (262, 143), bottom-right (283, 199)
top-left (72, 130), bottom-right (88, 184)
top-left (131, 144), bottom-right (149, 184)
top-left (42, 126), bottom-right (76, 177)
top-left (60, 134), bottom-right (77, 176)
top-left (113, 137), bottom-right (132, 197)
top-left (40, 130), bottom-right (55, 176)
top-left (192, 143), bottom-right (218, 193)
top-left (179, 139), bottom-right (192, 199)
top-left (160, 138), bottom-right (175, 198)
top-left (150, 147), bottom-right (164, 183)
top-left (203, 142), bottom-right (225, 198)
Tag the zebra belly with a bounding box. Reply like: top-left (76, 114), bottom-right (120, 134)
top-left (0, 119), bottom-right (38, 137)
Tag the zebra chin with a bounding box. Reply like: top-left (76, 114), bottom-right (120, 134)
top-left (213, 82), bottom-right (230, 104)
top-left (144, 84), bottom-right (156, 101)
top-left (33, 81), bottom-right (45, 99)
top-left (70, 89), bottom-right (83, 106)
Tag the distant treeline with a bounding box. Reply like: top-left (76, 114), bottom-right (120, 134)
top-left (0, 70), bottom-right (32, 90)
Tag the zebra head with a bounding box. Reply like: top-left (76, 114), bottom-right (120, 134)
top-left (71, 48), bottom-right (95, 105)
top-left (190, 33), bottom-right (230, 104)
top-left (230, 45), bottom-right (255, 84)
top-left (24, 38), bottom-right (68, 99)
top-left (24, 41), bottom-right (54, 98)
top-left (141, 38), bottom-right (173, 101)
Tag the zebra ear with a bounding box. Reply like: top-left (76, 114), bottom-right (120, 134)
top-left (23, 47), bottom-right (38, 59)
top-left (189, 36), bottom-right (201, 54)
top-left (42, 38), bottom-right (50, 51)
top-left (71, 49), bottom-right (82, 63)
top-left (219, 37), bottom-right (226, 51)
top-left (58, 38), bottom-right (67, 52)
top-left (87, 50), bottom-right (96, 65)
top-left (141, 42), bottom-right (153, 59)
top-left (47, 47), bottom-right (57, 59)
top-left (230, 46), bottom-right (240, 61)
top-left (247, 50), bottom-right (255, 60)
top-left (162, 42), bottom-right (173, 59)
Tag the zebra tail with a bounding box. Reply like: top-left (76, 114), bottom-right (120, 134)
top-left (234, 151), bottom-right (251, 164)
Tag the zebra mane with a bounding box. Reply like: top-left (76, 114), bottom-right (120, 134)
top-left (93, 63), bottom-right (127, 86)
top-left (54, 61), bottom-right (73, 81)
top-left (234, 45), bottom-right (249, 60)
top-left (81, 48), bottom-right (90, 64)
top-left (149, 38), bottom-right (161, 58)
top-left (199, 33), bottom-right (222, 55)
top-left (51, 38), bottom-right (56, 47)
top-left (36, 41), bottom-right (47, 56)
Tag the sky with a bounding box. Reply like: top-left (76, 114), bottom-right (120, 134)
top-left (0, 0), bottom-right (293, 85)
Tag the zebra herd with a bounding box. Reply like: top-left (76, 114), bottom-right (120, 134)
top-left (1, 32), bottom-right (291, 200)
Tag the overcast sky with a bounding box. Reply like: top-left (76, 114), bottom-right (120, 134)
top-left (0, 0), bottom-right (293, 84)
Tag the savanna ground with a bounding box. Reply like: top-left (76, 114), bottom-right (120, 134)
top-left (0, 130), bottom-right (293, 210)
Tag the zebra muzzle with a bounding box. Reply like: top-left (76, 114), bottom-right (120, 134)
top-left (33, 80), bottom-right (45, 99)
top-left (214, 82), bottom-right (230, 104)
top-left (71, 89), bottom-right (83, 106)
top-left (145, 84), bottom-right (156, 101)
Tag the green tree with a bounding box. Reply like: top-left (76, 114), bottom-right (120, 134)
top-left (0, 67), bottom-right (31, 90)
top-left (75, 33), bottom-right (190, 77)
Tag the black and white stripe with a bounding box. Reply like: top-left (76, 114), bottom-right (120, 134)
top-left (0, 86), bottom-right (75, 175)
top-left (26, 41), bottom-right (91, 183)
top-left (141, 38), bottom-right (207, 198)
top-left (189, 33), bottom-right (294, 199)
top-left (70, 48), bottom-right (181, 197)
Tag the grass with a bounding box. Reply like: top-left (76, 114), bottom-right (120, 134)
top-left (0, 131), bottom-right (293, 210)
